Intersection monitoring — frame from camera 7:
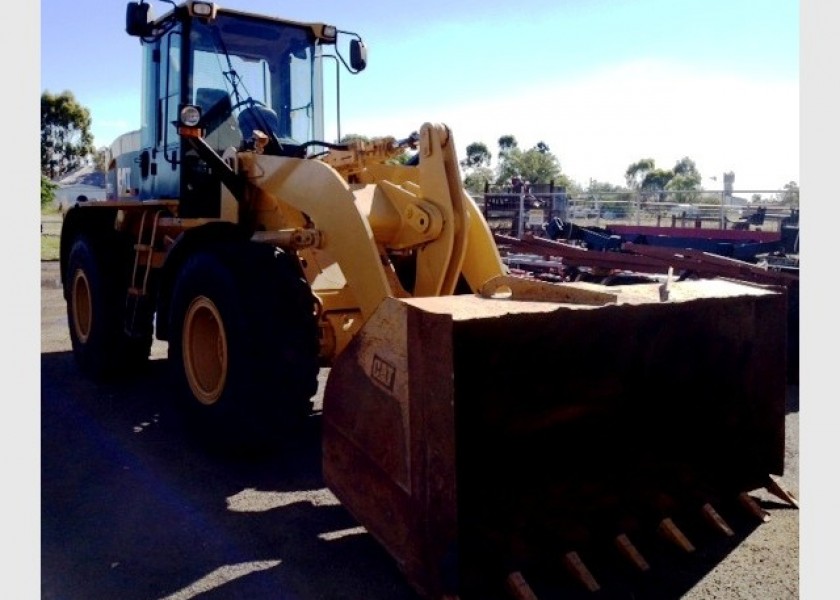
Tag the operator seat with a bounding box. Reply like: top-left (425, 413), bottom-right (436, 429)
top-left (195, 87), bottom-right (242, 152)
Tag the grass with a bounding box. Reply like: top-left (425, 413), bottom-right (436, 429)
top-left (41, 203), bottom-right (61, 217)
top-left (41, 204), bottom-right (61, 261)
top-left (41, 235), bottom-right (60, 261)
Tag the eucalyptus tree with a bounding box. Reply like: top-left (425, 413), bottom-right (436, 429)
top-left (41, 90), bottom-right (94, 178)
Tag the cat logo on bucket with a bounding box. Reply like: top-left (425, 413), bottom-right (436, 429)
top-left (371, 354), bottom-right (396, 392)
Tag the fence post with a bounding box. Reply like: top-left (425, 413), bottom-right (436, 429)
top-left (636, 191), bottom-right (641, 226)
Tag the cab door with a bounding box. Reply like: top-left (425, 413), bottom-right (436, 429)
top-left (138, 27), bottom-right (182, 200)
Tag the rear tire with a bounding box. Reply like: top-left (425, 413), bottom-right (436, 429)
top-left (168, 242), bottom-right (319, 450)
top-left (65, 234), bottom-right (152, 378)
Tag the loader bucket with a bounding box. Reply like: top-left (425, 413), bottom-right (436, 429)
top-left (322, 278), bottom-right (787, 599)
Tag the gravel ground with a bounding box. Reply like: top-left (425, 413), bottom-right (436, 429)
top-left (682, 392), bottom-right (799, 599)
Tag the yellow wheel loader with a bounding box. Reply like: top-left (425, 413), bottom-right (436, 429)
top-left (60, 2), bottom-right (795, 597)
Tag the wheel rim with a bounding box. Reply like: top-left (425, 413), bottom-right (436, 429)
top-left (183, 296), bottom-right (228, 405)
top-left (71, 268), bottom-right (93, 343)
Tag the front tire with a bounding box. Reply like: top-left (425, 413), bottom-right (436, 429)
top-left (168, 242), bottom-right (319, 449)
top-left (65, 234), bottom-right (151, 378)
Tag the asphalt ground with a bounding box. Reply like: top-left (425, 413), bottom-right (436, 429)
top-left (40, 260), bottom-right (799, 599)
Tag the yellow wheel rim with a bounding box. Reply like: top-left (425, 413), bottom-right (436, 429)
top-left (183, 296), bottom-right (228, 405)
top-left (71, 268), bottom-right (93, 343)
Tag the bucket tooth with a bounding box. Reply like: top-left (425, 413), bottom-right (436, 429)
top-left (614, 533), bottom-right (650, 572)
top-left (505, 571), bottom-right (539, 600)
top-left (701, 503), bottom-right (735, 537)
top-left (739, 492), bottom-right (771, 522)
top-left (657, 517), bottom-right (695, 553)
top-left (563, 551), bottom-right (601, 592)
top-left (765, 475), bottom-right (799, 508)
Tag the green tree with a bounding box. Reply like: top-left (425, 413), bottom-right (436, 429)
top-left (495, 135), bottom-right (519, 186)
top-left (626, 156), bottom-right (703, 203)
top-left (460, 141), bottom-right (493, 192)
top-left (461, 142), bottom-right (492, 169)
top-left (777, 181), bottom-right (799, 207)
top-left (625, 158), bottom-right (656, 189)
top-left (94, 147), bottom-right (110, 173)
top-left (666, 176), bottom-right (699, 202)
top-left (627, 161), bottom-right (670, 202)
top-left (495, 140), bottom-right (568, 189)
top-left (641, 168), bottom-right (674, 201)
top-left (339, 133), bottom-right (370, 143)
top-left (665, 158), bottom-right (702, 202)
top-left (41, 90), bottom-right (94, 178)
top-left (463, 167), bottom-right (494, 194)
top-left (516, 146), bottom-right (563, 186)
top-left (497, 135), bottom-right (518, 159)
top-left (642, 169), bottom-right (673, 189)
top-left (672, 156), bottom-right (700, 179)
top-left (41, 175), bottom-right (58, 209)
top-left (586, 179), bottom-right (630, 203)
top-left (391, 152), bottom-right (413, 165)
top-left (496, 148), bottom-right (520, 185)
top-left (586, 180), bottom-right (632, 217)
top-left (340, 133), bottom-right (413, 164)
top-left (587, 180), bottom-right (625, 193)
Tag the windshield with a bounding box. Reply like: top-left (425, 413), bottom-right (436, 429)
top-left (188, 13), bottom-right (322, 149)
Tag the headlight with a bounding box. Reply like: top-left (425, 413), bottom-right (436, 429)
top-left (189, 1), bottom-right (217, 19)
top-left (180, 105), bottom-right (202, 127)
top-left (321, 25), bottom-right (337, 41)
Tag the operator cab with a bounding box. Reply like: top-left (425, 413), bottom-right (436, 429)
top-left (124, 1), bottom-right (366, 215)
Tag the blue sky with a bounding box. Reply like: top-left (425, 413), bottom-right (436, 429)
top-left (40, 0), bottom-right (800, 192)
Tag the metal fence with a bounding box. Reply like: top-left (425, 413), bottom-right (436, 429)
top-left (477, 189), bottom-right (800, 238)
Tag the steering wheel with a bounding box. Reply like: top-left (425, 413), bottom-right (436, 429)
top-left (231, 98), bottom-right (267, 112)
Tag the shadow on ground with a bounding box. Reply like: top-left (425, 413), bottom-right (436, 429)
top-left (41, 350), bottom-right (791, 600)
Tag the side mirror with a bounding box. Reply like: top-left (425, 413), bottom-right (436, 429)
top-left (349, 40), bottom-right (367, 72)
top-left (126, 2), bottom-right (154, 37)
